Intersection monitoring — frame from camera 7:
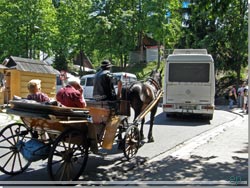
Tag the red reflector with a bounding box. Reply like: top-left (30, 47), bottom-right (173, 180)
top-left (202, 105), bottom-right (214, 110)
top-left (164, 104), bottom-right (173, 108)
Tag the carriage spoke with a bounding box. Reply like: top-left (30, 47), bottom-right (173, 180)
top-left (123, 125), bottom-right (140, 160)
top-left (58, 162), bottom-right (67, 181)
top-left (66, 162), bottom-right (73, 180)
top-left (0, 134), bottom-right (15, 146)
top-left (9, 127), bottom-right (18, 145)
top-left (51, 158), bottom-right (64, 166)
top-left (17, 151), bottom-right (25, 172)
top-left (62, 141), bottom-right (66, 150)
top-left (0, 123), bottom-right (32, 175)
top-left (11, 153), bottom-right (18, 173)
top-left (19, 134), bottom-right (28, 142)
top-left (0, 150), bottom-right (13, 159)
top-left (53, 160), bottom-right (64, 176)
top-left (2, 152), bottom-right (15, 169)
top-left (48, 128), bottom-right (89, 181)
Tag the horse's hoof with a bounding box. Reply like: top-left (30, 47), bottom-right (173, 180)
top-left (148, 137), bottom-right (154, 143)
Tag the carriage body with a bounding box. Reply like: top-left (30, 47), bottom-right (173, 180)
top-left (0, 99), bottom-right (140, 181)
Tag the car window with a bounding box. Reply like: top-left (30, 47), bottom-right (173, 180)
top-left (122, 76), bottom-right (137, 84)
top-left (56, 76), bottom-right (62, 86)
top-left (129, 77), bottom-right (137, 82)
top-left (86, 77), bottom-right (94, 86)
top-left (80, 78), bottom-right (86, 86)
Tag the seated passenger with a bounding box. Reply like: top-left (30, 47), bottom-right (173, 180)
top-left (27, 79), bottom-right (50, 102)
top-left (56, 77), bottom-right (86, 108)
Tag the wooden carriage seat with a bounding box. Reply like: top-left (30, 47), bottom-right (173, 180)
top-left (86, 100), bottom-right (112, 123)
top-left (86, 99), bottom-right (130, 123)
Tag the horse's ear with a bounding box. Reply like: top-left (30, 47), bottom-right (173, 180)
top-left (160, 68), bottom-right (163, 75)
top-left (150, 69), bottom-right (155, 76)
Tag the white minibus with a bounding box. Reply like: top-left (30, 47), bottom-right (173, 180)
top-left (162, 49), bottom-right (215, 120)
top-left (80, 72), bottom-right (137, 99)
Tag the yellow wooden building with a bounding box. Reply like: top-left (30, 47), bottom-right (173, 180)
top-left (0, 56), bottom-right (59, 105)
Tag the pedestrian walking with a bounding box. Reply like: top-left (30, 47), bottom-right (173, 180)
top-left (243, 87), bottom-right (248, 113)
top-left (237, 82), bottom-right (246, 109)
top-left (228, 85), bottom-right (237, 109)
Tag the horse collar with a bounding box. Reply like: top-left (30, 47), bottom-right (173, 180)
top-left (147, 78), bottom-right (160, 90)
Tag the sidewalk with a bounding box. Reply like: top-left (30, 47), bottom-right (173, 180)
top-left (115, 106), bottom-right (248, 186)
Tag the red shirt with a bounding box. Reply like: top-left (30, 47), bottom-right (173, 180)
top-left (56, 85), bottom-right (86, 108)
top-left (27, 92), bottom-right (50, 102)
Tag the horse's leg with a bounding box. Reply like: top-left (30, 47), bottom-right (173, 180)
top-left (133, 109), bottom-right (145, 140)
top-left (148, 105), bottom-right (157, 143)
top-left (140, 117), bottom-right (145, 140)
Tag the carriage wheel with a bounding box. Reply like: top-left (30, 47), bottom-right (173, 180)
top-left (47, 128), bottom-right (89, 181)
top-left (0, 123), bottom-right (34, 175)
top-left (123, 125), bottom-right (140, 160)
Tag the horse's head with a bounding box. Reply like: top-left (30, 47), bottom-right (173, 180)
top-left (149, 69), bottom-right (162, 88)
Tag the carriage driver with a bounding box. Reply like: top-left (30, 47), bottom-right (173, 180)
top-left (93, 60), bottom-right (117, 101)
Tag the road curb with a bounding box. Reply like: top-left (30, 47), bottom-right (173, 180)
top-left (215, 105), bottom-right (245, 117)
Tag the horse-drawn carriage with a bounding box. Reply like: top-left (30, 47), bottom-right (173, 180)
top-left (0, 70), bottom-right (163, 181)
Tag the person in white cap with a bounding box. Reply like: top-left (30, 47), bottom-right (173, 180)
top-left (93, 60), bottom-right (116, 101)
top-left (56, 76), bottom-right (86, 108)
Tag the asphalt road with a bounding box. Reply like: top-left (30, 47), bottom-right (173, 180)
top-left (0, 106), bottom-right (244, 186)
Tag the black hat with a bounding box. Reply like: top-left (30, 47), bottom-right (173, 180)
top-left (101, 60), bottom-right (113, 68)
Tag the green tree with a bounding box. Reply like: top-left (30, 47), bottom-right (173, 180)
top-left (144, 0), bottom-right (182, 68)
top-left (51, 0), bottom-right (93, 74)
top-left (87, 0), bottom-right (138, 67)
top-left (0, 0), bottom-right (56, 60)
top-left (180, 0), bottom-right (248, 86)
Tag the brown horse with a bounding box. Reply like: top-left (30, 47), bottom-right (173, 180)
top-left (121, 69), bottom-right (162, 142)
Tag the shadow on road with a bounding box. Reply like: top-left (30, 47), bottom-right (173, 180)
top-left (112, 145), bottom-right (248, 186)
top-left (145, 112), bottom-right (210, 126)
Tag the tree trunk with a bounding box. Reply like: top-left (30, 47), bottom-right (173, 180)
top-left (139, 32), bottom-right (144, 63)
top-left (157, 41), bottom-right (161, 69)
top-left (235, 58), bottom-right (241, 89)
top-left (80, 50), bottom-right (84, 77)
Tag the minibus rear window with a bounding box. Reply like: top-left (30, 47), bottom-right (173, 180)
top-left (169, 63), bottom-right (209, 82)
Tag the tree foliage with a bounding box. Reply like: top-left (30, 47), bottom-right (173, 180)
top-left (0, 0), bottom-right (55, 60)
top-left (179, 0), bottom-right (248, 85)
top-left (0, 0), bottom-right (248, 80)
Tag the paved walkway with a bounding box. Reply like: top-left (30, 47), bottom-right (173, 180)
top-left (0, 108), bottom-right (20, 126)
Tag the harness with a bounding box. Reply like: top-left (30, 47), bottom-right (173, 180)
top-left (146, 78), bottom-right (161, 91)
